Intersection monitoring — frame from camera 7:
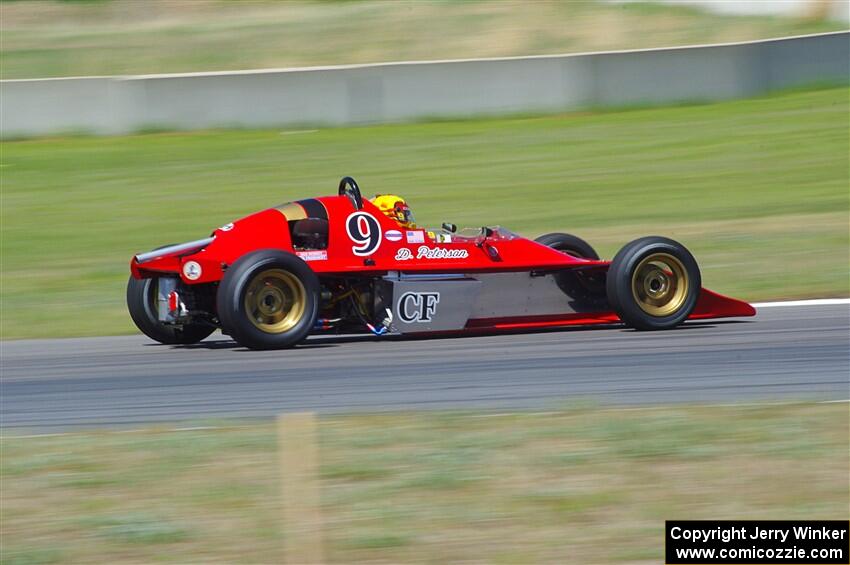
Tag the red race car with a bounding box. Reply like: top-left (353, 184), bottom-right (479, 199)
top-left (128, 177), bottom-right (755, 350)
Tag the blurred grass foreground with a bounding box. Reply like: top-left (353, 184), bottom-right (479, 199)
top-left (2, 403), bottom-right (848, 563)
top-left (1, 86), bottom-right (848, 339)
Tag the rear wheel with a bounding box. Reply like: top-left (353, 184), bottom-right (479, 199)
top-left (605, 236), bottom-right (700, 330)
top-left (217, 250), bottom-right (319, 350)
top-left (126, 276), bottom-right (215, 345)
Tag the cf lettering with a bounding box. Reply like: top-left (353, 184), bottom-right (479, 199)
top-left (397, 292), bottom-right (440, 323)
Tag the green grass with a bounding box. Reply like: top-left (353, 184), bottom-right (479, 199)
top-left (1, 87), bottom-right (848, 339)
top-left (1, 0), bottom-right (845, 80)
top-left (1, 403), bottom-right (848, 563)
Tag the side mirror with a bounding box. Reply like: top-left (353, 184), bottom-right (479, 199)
top-left (442, 222), bottom-right (457, 233)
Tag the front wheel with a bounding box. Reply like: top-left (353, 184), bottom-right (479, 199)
top-left (217, 250), bottom-right (319, 350)
top-left (534, 233), bottom-right (599, 260)
top-left (536, 232), bottom-right (606, 309)
top-left (126, 276), bottom-right (215, 345)
top-left (605, 236), bottom-right (701, 330)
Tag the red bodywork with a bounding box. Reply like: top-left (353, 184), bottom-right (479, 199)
top-left (131, 194), bottom-right (755, 333)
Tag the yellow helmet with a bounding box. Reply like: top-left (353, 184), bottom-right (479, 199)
top-left (371, 194), bottom-right (416, 229)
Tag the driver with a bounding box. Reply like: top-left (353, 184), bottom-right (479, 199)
top-left (371, 194), bottom-right (417, 229)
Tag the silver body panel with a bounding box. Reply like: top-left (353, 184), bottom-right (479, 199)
top-left (383, 277), bottom-right (482, 333)
top-left (469, 272), bottom-right (583, 318)
top-left (383, 271), bottom-right (605, 334)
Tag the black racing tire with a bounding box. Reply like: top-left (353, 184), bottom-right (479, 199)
top-left (536, 232), bottom-right (606, 310)
top-left (605, 236), bottom-right (701, 330)
top-left (534, 233), bottom-right (599, 260)
top-left (217, 250), bottom-right (319, 350)
top-left (126, 276), bottom-right (215, 345)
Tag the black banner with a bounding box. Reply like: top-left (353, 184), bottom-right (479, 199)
top-left (666, 520), bottom-right (849, 564)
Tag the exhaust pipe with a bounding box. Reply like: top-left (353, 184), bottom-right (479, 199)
top-left (134, 237), bottom-right (214, 264)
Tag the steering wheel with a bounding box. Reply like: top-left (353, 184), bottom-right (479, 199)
top-left (338, 176), bottom-right (363, 209)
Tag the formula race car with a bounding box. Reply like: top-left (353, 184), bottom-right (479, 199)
top-left (127, 177), bottom-right (755, 350)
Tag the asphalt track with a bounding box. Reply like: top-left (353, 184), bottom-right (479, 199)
top-left (1, 303), bottom-right (848, 432)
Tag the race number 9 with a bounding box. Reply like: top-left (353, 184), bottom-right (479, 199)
top-left (345, 212), bottom-right (382, 256)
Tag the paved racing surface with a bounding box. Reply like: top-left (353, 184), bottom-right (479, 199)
top-left (2, 304), bottom-right (847, 432)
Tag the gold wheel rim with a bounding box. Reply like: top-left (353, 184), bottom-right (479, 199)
top-left (631, 253), bottom-right (689, 317)
top-left (244, 269), bottom-right (306, 333)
